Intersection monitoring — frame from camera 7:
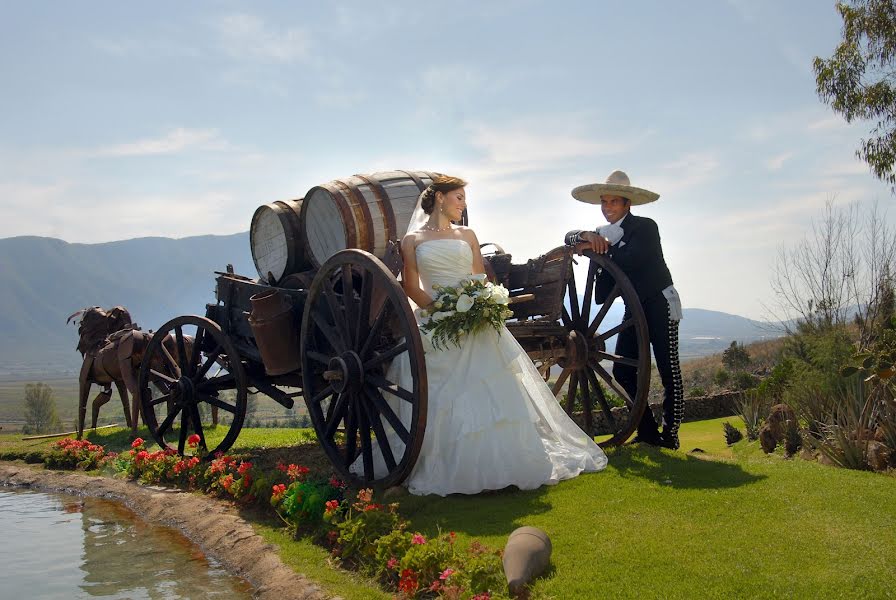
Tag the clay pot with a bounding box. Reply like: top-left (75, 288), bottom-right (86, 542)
top-left (503, 526), bottom-right (552, 598)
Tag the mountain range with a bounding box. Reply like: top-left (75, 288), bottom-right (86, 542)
top-left (0, 234), bottom-right (780, 376)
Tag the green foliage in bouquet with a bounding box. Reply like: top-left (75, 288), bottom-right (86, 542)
top-left (421, 275), bottom-right (513, 350)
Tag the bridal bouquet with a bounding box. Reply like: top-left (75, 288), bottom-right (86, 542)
top-left (419, 273), bottom-right (513, 350)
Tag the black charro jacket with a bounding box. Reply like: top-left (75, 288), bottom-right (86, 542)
top-left (565, 213), bottom-right (673, 303)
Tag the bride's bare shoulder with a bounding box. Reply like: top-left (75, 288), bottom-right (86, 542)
top-left (401, 231), bottom-right (424, 252)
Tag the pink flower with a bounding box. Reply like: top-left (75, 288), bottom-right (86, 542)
top-left (356, 488), bottom-right (373, 503)
top-left (411, 533), bottom-right (426, 545)
top-left (286, 464), bottom-right (309, 481)
top-left (328, 476), bottom-right (346, 489)
top-left (471, 594), bottom-right (491, 600)
top-left (324, 499), bottom-right (340, 513)
top-left (386, 557), bottom-right (399, 570)
top-left (131, 438), bottom-right (144, 448)
top-left (439, 568), bottom-right (455, 580)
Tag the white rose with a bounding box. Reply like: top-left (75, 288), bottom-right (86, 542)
top-left (432, 310), bottom-right (455, 321)
top-left (456, 294), bottom-right (474, 313)
top-left (470, 273), bottom-right (487, 282)
top-left (491, 285), bottom-right (510, 305)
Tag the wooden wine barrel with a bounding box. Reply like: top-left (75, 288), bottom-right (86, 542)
top-left (300, 170), bottom-right (441, 267)
top-left (249, 199), bottom-right (309, 284)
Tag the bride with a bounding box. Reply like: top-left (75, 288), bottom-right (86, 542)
top-left (378, 175), bottom-right (608, 496)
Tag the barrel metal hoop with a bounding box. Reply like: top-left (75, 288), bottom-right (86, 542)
top-left (321, 183), bottom-right (358, 250)
top-left (332, 179), bottom-right (372, 251)
top-left (353, 174), bottom-right (396, 243)
top-left (401, 170), bottom-right (429, 193)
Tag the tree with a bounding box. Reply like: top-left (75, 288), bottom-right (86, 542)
top-left (23, 383), bottom-right (61, 434)
top-left (814, 1), bottom-right (896, 190)
top-left (722, 341), bottom-right (751, 373)
top-left (769, 199), bottom-right (896, 348)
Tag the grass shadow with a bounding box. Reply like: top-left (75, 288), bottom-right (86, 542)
top-left (604, 444), bottom-right (766, 489)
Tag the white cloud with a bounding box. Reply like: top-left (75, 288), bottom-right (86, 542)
top-left (211, 13), bottom-right (309, 63)
top-left (807, 114), bottom-right (850, 132)
top-left (92, 129), bottom-right (227, 157)
top-left (765, 152), bottom-right (793, 171)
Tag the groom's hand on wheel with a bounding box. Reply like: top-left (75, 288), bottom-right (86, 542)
top-left (575, 231), bottom-right (609, 255)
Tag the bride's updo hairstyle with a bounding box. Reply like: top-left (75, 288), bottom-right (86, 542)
top-left (420, 175), bottom-right (467, 214)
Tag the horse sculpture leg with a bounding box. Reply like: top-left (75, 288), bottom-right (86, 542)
top-left (77, 380), bottom-right (91, 440)
top-left (91, 388), bottom-right (113, 430)
top-left (114, 380), bottom-right (133, 430)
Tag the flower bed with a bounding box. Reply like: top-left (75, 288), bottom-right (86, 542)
top-left (42, 437), bottom-right (509, 599)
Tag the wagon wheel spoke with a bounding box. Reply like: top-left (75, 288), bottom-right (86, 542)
top-left (149, 369), bottom-right (177, 386)
top-left (551, 368), bottom-right (573, 396)
top-left (189, 327), bottom-right (205, 376)
top-left (196, 393), bottom-right (238, 414)
top-left (365, 386), bottom-right (411, 444)
top-left (197, 372), bottom-right (235, 392)
top-left (565, 371), bottom-right (580, 414)
top-left (160, 344), bottom-right (181, 378)
top-left (358, 397), bottom-right (375, 480)
top-left (322, 284), bottom-right (351, 351)
top-left (578, 367), bottom-right (594, 434)
top-left (308, 384), bottom-right (335, 405)
top-left (343, 400), bottom-right (359, 468)
top-left (341, 266), bottom-right (357, 348)
top-left (594, 351), bottom-right (640, 368)
top-left (359, 302), bottom-right (389, 359)
top-left (356, 270), bottom-right (373, 352)
top-left (587, 285), bottom-right (621, 337)
top-left (149, 391), bottom-right (175, 407)
top-left (567, 268), bottom-right (581, 325)
top-left (324, 393), bottom-right (349, 440)
top-left (178, 408), bottom-right (190, 454)
top-left (306, 350), bottom-right (331, 365)
top-left (585, 366), bottom-right (617, 428)
top-left (581, 261), bottom-right (598, 325)
top-left (157, 405), bottom-right (181, 438)
top-left (589, 360), bottom-right (634, 408)
top-left (597, 318), bottom-right (634, 342)
top-left (191, 404), bottom-right (206, 449)
top-left (367, 374), bottom-right (415, 403)
top-left (174, 325), bottom-right (189, 376)
top-left (311, 308), bottom-right (346, 355)
top-left (361, 396), bottom-right (397, 473)
top-left (193, 345), bottom-right (223, 382)
top-left (363, 341), bottom-right (408, 371)
top-left (561, 306), bottom-right (573, 330)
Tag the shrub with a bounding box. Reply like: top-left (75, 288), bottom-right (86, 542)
top-left (783, 419), bottom-right (802, 457)
top-left (44, 438), bottom-right (108, 470)
top-left (733, 372), bottom-right (759, 390)
top-left (713, 368), bottom-right (731, 387)
top-left (723, 421), bottom-right (743, 445)
top-left (688, 386), bottom-right (706, 398)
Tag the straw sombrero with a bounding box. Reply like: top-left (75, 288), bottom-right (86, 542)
top-left (571, 170), bottom-right (659, 205)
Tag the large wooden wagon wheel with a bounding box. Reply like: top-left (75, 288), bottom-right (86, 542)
top-left (138, 315), bottom-right (248, 457)
top-left (301, 249), bottom-right (427, 488)
top-left (553, 251), bottom-right (651, 446)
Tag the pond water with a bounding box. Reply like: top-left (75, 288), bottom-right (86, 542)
top-left (0, 487), bottom-right (253, 599)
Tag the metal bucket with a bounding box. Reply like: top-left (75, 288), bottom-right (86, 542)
top-left (247, 290), bottom-right (300, 376)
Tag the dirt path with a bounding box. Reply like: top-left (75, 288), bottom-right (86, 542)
top-left (0, 461), bottom-right (333, 600)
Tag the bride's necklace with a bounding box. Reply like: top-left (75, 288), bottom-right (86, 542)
top-left (421, 222), bottom-right (453, 232)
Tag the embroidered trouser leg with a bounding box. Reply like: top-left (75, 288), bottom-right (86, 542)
top-left (613, 295), bottom-right (683, 438)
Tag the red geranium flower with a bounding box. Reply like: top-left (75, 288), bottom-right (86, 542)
top-left (398, 569), bottom-right (418, 595)
top-left (131, 438), bottom-right (144, 448)
top-left (187, 434), bottom-right (201, 447)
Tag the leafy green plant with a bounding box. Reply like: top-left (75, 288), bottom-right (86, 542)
top-left (736, 390), bottom-right (766, 441)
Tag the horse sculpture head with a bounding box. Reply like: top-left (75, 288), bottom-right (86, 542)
top-left (67, 305), bottom-right (135, 357)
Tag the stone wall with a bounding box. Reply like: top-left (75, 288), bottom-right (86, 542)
top-left (589, 390), bottom-right (743, 435)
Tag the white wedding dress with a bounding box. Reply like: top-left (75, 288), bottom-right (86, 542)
top-left (353, 238), bottom-right (608, 496)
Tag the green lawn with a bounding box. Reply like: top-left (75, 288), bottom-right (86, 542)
top-left (3, 418), bottom-right (895, 599)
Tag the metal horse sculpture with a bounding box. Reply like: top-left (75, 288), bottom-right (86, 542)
top-left (67, 306), bottom-right (197, 439)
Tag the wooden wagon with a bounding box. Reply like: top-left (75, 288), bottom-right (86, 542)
top-left (137, 171), bottom-right (651, 488)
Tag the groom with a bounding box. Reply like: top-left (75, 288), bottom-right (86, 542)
top-left (564, 170), bottom-right (684, 450)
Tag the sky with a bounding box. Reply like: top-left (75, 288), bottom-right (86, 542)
top-left (1, 1), bottom-right (894, 320)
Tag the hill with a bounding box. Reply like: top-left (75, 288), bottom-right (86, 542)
top-left (0, 234), bottom-right (780, 375)
top-left (0, 234), bottom-right (255, 375)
